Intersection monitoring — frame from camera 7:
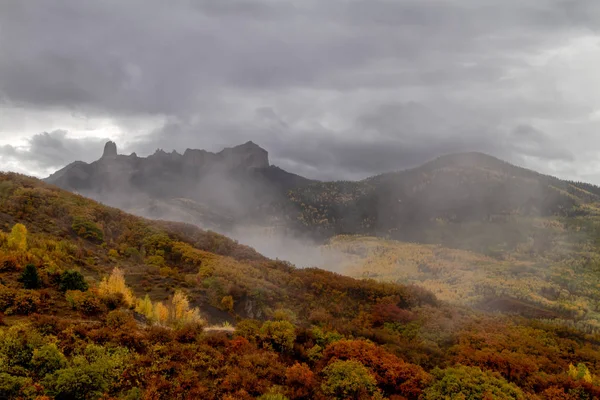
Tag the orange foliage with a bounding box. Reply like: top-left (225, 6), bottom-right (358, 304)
top-left (321, 339), bottom-right (431, 399)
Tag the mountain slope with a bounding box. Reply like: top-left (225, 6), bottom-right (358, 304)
top-left (1, 172), bottom-right (424, 323)
top-left (4, 173), bottom-right (600, 399)
top-left (287, 152), bottom-right (600, 248)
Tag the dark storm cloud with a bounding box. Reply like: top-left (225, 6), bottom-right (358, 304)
top-left (0, 0), bottom-right (599, 180)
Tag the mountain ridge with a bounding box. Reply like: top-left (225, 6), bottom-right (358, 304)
top-left (45, 142), bottom-right (600, 252)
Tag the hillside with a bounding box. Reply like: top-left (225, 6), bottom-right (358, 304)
top-left (287, 152), bottom-right (600, 250)
top-left (323, 226), bottom-right (600, 330)
top-left (1, 172), bottom-right (415, 324)
top-left (4, 173), bottom-right (600, 399)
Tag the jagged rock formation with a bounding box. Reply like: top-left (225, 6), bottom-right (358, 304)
top-left (45, 141), bottom-right (312, 229)
top-left (102, 141), bottom-right (118, 158)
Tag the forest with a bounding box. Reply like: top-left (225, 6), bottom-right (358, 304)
top-left (3, 172), bottom-right (600, 399)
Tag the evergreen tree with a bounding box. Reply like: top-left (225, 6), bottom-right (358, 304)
top-left (59, 270), bottom-right (89, 292)
top-left (19, 264), bottom-right (41, 289)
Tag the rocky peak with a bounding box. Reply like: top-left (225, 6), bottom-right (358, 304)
top-left (218, 141), bottom-right (269, 169)
top-left (102, 141), bottom-right (118, 158)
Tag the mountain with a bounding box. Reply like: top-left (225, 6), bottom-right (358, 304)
top-left (46, 142), bottom-right (600, 265)
top-left (287, 152), bottom-right (600, 249)
top-left (46, 141), bottom-right (313, 230)
top-left (48, 145), bottom-right (600, 249)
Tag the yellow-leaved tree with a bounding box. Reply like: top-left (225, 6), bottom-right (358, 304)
top-left (8, 223), bottom-right (27, 252)
top-left (153, 302), bottom-right (169, 324)
top-left (568, 363), bottom-right (593, 384)
top-left (136, 290), bottom-right (203, 327)
top-left (171, 290), bottom-right (202, 326)
top-left (98, 267), bottom-right (135, 307)
top-left (135, 294), bottom-right (154, 321)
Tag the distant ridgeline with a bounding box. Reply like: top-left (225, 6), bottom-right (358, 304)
top-left (46, 142), bottom-right (600, 248)
top-left (45, 141), bottom-right (313, 232)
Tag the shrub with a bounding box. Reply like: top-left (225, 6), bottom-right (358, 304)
top-left (108, 249), bottom-right (119, 259)
top-left (371, 303), bottom-right (414, 326)
top-left (59, 270), bottom-right (88, 292)
top-left (66, 290), bottom-right (105, 316)
top-left (285, 363), bottom-right (315, 399)
top-left (31, 344), bottom-right (67, 377)
top-left (105, 310), bottom-right (135, 329)
top-left (221, 295), bottom-right (234, 312)
top-left (19, 264), bottom-right (41, 289)
top-left (0, 324), bottom-right (45, 372)
top-left (0, 373), bottom-right (32, 400)
top-left (0, 286), bottom-right (41, 315)
top-left (101, 292), bottom-right (126, 311)
top-left (258, 394), bottom-right (289, 400)
top-left (71, 217), bottom-right (104, 242)
top-left (43, 344), bottom-right (129, 400)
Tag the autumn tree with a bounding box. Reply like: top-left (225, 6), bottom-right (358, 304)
top-left (321, 360), bottom-right (379, 400)
top-left (285, 362), bottom-right (315, 399)
top-left (568, 363), bottom-right (593, 384)
top-left (170, 290), bottom-right (202, 327)
top-left (321, 339), bottom-right (431, 398)
top-left (135, 295), bottom-right (154, 321)
top-left (423, 365), bottom-right (525, 400)
top-left (221, 295), bottom-right (234, 312)
top-left (260, 320), bottom-right (296, 353)
top-left (8, 223), bottom-right (27, 252)
top-left (98, 267), bottom-right (134, 307)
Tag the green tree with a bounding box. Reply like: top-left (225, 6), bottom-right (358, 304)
top-left (59, 270), bottom-right (88, 292)
top-left (31, 344), bottom-right (67, 377)
top-left (0, 324), bottom-right (45, 374)
top-left (423, 365), bottom-right (525, 400)
top-left (43, 344), bottom-right (128, 400)
top-left (0, 373), bottom-right (32, 400)
top-left (321, 360), bottom-right (379, 400)
top-left (19, 264), bottom-right (41, 289)
top-left (260, 320), bottom-right (296, 352)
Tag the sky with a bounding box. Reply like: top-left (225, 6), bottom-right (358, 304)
top-left (1, 0), bottom-right (600, 182)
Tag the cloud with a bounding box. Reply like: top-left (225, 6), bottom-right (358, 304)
top-left (1, 0), bottom-right (600, 182)
top-left (0, 130), bottom-right (108, 176)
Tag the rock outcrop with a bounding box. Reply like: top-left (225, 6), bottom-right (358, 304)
top-left (102, 141), bottom-right (118, 158)
top-left (44, 141), bottom-right (313, 229)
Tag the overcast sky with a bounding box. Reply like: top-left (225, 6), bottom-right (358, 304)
top-left (1, 0), bottom-right (600, 182)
